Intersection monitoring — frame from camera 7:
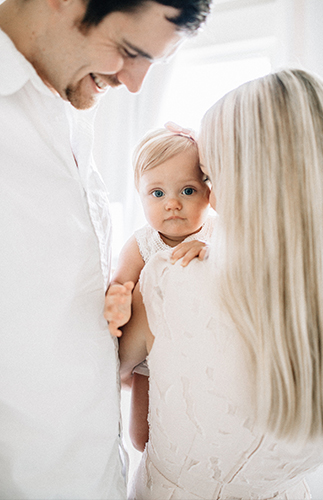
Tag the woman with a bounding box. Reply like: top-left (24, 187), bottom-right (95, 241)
top-left (120, 68), bottom-right (323, 499)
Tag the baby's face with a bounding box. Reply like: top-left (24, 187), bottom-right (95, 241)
top-left (138, 148), bottom-right (210, 247)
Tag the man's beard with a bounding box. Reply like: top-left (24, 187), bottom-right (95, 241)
top-left (65, 86), bottom-right (95, 109)
top-left (65, 74), bottom-right (122, 110)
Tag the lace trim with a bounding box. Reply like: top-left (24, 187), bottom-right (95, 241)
top-left (135, 214), bottom-right (216, 265)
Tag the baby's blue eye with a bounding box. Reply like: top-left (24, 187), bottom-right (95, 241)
top-left (152, 190), bottom-right (164, 198)
top-left (182, 187), bottom-right (195, 196)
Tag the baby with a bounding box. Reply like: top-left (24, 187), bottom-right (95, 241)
top-left (105, 123), bottom-right (215, 337)
top-left (105, 123), bottom-right (216, 450)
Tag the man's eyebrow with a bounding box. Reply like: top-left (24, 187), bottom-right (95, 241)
top-left (122, 40), bottom-right (154, 62)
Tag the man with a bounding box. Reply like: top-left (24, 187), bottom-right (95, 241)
top-left (0, 0), bottom-right (210, 497)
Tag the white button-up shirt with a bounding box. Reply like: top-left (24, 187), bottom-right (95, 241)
top-left (0, 29), bottom-right (126, 499)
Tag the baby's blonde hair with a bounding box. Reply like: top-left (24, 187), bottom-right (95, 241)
top-left (133, 128), bottom-right (198, 190)
top-left (199, 68), bottom-right (323, 443)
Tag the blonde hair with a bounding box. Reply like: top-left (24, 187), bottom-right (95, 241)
top-left (199, 69), bottom-right (323, 442)
top-left (133, 128), bottom-right (198, 189)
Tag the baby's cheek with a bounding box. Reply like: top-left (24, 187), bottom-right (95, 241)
top-left (210, 190), bottom-right (216, 210)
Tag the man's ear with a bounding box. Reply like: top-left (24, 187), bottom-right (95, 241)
top-left (47, 0), bottom-right (80, 13)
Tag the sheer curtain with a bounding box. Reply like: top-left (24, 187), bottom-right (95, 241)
top-left (93, 60), bottom-right (176, 259)
top-left (275, 0), bottom-right (323, 76)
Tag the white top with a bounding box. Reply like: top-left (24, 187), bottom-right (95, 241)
top-left (129, 248), bottom-right (323, 499)
top-left (0, 29), bottom-right (126, 499)
top-left (133, 215), bottom-right (216, 376)
top-left (135, 214), bottom-right (216, 264)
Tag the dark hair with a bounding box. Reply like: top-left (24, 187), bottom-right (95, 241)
top-left (81, 0), bottom-right (211, 33)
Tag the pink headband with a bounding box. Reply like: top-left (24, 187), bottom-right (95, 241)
top-left (164, 121), bottom-right (196, 142)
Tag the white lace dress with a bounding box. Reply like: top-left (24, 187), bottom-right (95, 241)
top-left (132, 214), bottom-right (216, 377)
top-left (135, 214), bottom-right (216, 264)
top-left (128, 249), bottom-right (323, 500)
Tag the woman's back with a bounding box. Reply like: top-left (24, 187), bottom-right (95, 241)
top-left (129, 250), bottom-right (323, 500)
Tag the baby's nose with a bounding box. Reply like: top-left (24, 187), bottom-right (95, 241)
top-left (165, 197), bottom-right (182, 210)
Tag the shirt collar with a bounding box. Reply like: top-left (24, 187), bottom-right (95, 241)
top-left (0, 28), bottom-right (56, 98)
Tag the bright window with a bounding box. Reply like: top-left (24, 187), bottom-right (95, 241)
top-left (159, 54), bottom-right (272, 131)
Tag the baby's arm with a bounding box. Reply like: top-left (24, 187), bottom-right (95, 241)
top-left (104, 282), bottom-right (134, 337)
top-left (104, 235), bottom-right (145, 337)
top-left (171, 240), bottom-right (209, 267)
top-left (111, 235), bottom-right (145, 286)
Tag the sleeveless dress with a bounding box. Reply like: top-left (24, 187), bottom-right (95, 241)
top-left (128, 248), bottom-right (323, 499)
top-left (135, 214), bottom-right (216, 264)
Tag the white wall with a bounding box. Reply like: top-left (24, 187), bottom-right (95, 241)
top-left (274, 0), bottom-right (323, 77)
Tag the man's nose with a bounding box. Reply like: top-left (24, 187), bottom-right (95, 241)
top-left (117, 59), bottom-right (152, 93)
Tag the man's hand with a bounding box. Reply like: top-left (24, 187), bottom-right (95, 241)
top-left (170, 240), bottom-right (209, 267)
top-left (104, 281), bottom-right (134, 337)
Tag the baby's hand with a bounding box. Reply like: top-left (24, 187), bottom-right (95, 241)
top-left (104, 281), bottom-right (134, 337)
top-left (171, 240), bottom-right (209, 267)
